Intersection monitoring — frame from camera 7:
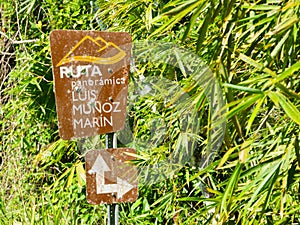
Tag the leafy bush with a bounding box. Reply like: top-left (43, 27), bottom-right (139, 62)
top-left (1, 0), bottom-right (299, 224)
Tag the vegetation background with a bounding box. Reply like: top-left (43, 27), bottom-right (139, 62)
top-left (1, 0), bottom-right (299, 224)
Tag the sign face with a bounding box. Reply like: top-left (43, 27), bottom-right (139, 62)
top-left (85, 148), bottom-right (138, 204)
top-left (50, 30), bottom-right (132, 140)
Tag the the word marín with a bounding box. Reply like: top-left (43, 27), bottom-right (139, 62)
top-left (73, 116), bottom-right (113, 129)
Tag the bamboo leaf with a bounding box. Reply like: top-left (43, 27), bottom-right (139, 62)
top-left (246, 96), bottom-right (266, 136)
top-left (267, 91), bottom-right (279, 107)
top-left (66, 166), bottom-right (75, 188)
top-left (243, 162), bottom-right (281, 219)
top-left (217, 146), bottom-right (238, 169)
top-left (182, 3), bottom-right (205, 41)
top-left (177, 197), bottom-right (205, 202)
top-left (266, 17), bottom-right (299, 36)
top-left (239, 139), bottom-right (254, 163)
top-left (239, 53), bottom-right (276, 77)
top-left (151, 192), bottom-right (173, 215)
top-left (227, 94), bottom-right (263, 119)
top-left (223, 83), bottom-right (263, 94)
top-left (242, 4), bottom-right (280, 11)
top-left (239, 53), bottom-right (263, 70)
top-left (275, 83), bottom-right (300, 100)
top-left (196, 4), bottom-right (213, 53)
top-left (272, 61), bottom-right (300, 84)
top-left (148, 1), bottom-right (202, 38)
top-left (295, 137), bottom-right (300, 168)
top-left (220, 163), bottom-right (242, 216)
top-left (76, 162), bottom-right (86, 187)
top-left (163, 0), bottom-right (199, 15)
top-left (145, 3), bottom-right (153, 31)
top-left (276, 92), bottom-right (300, 125)
top-left (270, 30), bottom-right (290, 59)
top-left (46, 167), bottom-right (71, 191)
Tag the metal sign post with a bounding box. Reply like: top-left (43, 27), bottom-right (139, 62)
top-left (106, 133), bottom-right (118, 225)
top-left (107, 203), bottom-right (118, 225)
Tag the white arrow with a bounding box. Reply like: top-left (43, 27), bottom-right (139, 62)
top-left (88, 153), bottom-right (110, 175)
top-left (97, 177), bottom-right (134, 199)
top-left (88, 154), bottom-right (134, 199)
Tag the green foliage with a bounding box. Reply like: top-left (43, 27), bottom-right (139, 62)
top-left (1, 0), bottom-right (300, 224)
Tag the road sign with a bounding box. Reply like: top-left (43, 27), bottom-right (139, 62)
top-left (85, 148), bottom-right (138, 204)
top-left (49, 30), bottom-right (132, 140)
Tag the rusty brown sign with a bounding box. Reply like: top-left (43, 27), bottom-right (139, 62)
top-left (49, 30), bottom-right (132, 140)
top-left (85, 148), bottom-right (138, 204)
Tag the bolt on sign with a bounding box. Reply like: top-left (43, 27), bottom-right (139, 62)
top-left (50, 30), bottom-right (132, 140)
top-left (85, 148), bottom-right (138, 204)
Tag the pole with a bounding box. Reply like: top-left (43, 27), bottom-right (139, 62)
top-left (106, 133), bottom-right (119, 225)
